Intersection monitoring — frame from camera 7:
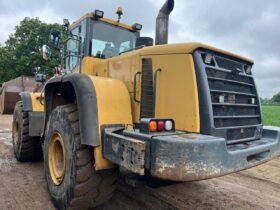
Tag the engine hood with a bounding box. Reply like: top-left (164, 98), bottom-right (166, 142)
top-left (137, 42), bottom-right (254, 64)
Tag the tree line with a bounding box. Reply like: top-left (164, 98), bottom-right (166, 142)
top-left (0, 17), bottom-right (279, 104)
top-left (0, 17), bottom-right (61, 84)
top-left (261, 93), bottom-right (280, 105)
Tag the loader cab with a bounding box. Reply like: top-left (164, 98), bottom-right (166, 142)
top-left (66, 11), bottom-right (141, 71)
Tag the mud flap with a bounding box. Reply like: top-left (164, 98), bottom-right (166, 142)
top-left (29, 112), bottom-right (44, 137)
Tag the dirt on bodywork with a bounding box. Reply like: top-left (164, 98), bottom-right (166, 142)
top-left (0, 114), bottom-right (280, 210)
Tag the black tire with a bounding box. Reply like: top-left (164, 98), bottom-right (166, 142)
top-left (44, 104), bottom-right (117, 210)
top-left (12, 101), bottom-right (42, 161)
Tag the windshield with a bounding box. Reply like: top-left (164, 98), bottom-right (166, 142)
top-left (91, 21), bottom-right (139, 59)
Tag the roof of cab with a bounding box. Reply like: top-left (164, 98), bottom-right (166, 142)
top-left (69, 12), bottom-right (137, 32)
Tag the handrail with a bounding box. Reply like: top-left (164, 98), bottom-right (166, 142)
top-left (133, 72), bottom-right (141, 103)
top-left (153, 68), bottom-right (162, 116)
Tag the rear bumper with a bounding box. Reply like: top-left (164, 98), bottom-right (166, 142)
top-left (103, 126), bottom-right (280, 182)
top-left (149, 126), bottom-right (280, 181)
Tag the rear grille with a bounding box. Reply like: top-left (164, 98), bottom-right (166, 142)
top-left (206, 68), bottom-right (253, 84)
top-left (206, 67), bottom-right (261, 130)
top-left (194, 50), bottom-right (262, 145)
top-left (215, 56), bottom-right (243, 72)
top-left (227, 127), bottom-right (256, 142)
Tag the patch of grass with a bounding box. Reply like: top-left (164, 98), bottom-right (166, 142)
top-left (262, 105), bottom-right (280, 126)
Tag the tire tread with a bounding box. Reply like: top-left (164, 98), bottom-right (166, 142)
top-left (12, 101), bottom-right (42, 162)
top-left (46, 104), bottom-right (117, 209)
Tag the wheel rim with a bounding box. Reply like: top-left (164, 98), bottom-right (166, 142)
top-left (48, 132), bottom-right (66, 186)
top-left (13, 120), bottom-right (19, 146)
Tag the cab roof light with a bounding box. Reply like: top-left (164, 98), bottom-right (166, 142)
top-left (63, 19), bottom-right (70, 27)
top-left (63, 19), bottom-right (70, 31)
top-left (132, 23), bottom-right (143, 31)
top-left (117, 7), bottom-right (123, 22)
top-left (93, 10), bottom-right (104, 19)
top-left (117, 7), bottom-right (123, 16)
top-left (139, 118), bottom-right (175, 134)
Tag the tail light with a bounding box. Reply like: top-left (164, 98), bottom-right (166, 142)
top-left (157, 121), bottom-right (165, 131)
top-left (140, 118), bottom-right (175, 134)
top-left (164, 120), bottom-right (173, 131)
top-left (149, 121), bottom-right (157, 132)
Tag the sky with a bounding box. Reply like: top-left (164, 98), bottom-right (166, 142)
top-left (0, 0), bottom-right (279, 98)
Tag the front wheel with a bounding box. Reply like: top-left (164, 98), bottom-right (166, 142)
top-left (44, 104), bottom-right (117, 210)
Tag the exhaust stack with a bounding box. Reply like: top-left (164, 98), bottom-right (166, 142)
top-left (155, 0), bottom-right (175, 45)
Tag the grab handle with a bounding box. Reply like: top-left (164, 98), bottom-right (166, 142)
top-left (153, 68), bottom-right (162, 115)
top-left (133, 72), bottom-right (141, 103)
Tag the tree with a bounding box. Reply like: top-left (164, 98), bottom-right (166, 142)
top-left (272, 92), bottom-right (280, 103)
top-left (0, 17), bottom-right (62, 83)
top-left (260, 97), bottom-right (272, 105)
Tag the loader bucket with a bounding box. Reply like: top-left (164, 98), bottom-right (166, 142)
top-left (0, 76), bottom-right (43, 114)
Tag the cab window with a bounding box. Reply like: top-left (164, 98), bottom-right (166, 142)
top-left (90, 21), bottom-right (138, 59)
top-left (66, 20), bottom-right (86, 70)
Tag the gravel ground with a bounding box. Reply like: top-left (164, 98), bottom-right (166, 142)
top-left (0, 114), bottom-right (280, 210)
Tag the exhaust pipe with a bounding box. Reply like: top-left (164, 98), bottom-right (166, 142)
top-left (155, 0), bottom-right (175, 45)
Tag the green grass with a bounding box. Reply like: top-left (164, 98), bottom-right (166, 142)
top-left (262, 105), bottom-right (280, 126)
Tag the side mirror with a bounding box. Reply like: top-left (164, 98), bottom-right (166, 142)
top-left (136, 37), bottom-right (154, 48)
top-left (42, 45), bottom-right (51, 60)
top-left (49, 30), bottom-right (61, 48)
top-left (35, 73), bottom-right (47, 83)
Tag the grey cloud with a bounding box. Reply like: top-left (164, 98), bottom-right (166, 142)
top-left (0, 0), bottom-right (160, 42)
top-left (167, 0), bottom-right (280, 98)
top-left (0, 0), bottom-right (279, 97)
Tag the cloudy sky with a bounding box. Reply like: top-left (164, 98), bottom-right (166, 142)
top-left (0, 0), bottom-right (279, 98)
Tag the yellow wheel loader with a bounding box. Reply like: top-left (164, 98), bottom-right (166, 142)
top-left (12, 0), bottom-right (280, 209)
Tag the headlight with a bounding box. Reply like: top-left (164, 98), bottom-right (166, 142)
top-left (93, 10), bottom-right (104, 19)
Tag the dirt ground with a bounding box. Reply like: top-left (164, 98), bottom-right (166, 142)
top-left (0, 114), bottom-right (280, 210)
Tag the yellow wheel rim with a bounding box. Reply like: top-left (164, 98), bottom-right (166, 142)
top-left (48, 132), bottom-right (66, 186)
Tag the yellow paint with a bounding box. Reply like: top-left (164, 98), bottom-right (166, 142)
top-left (81, 57), bottom-right (109, 76)
top-left (100, 18), bottom-right (137, 31)
top-left (109, 51), bottom-right (139, 92)
top-left (146, 54), bottom-right (200, 133)
top-left (48, 132), bottom-right (66, 186)
top-left (69, 13), bottom-right (137, 31)
top-left (30, 92), bottom-right (44, 112)
top-left (108, 51), bottom-right (141, 123)
top-left (88, 76), bottom-right (133, 170)
top-left (63, 41), bottom-right (253, 170)
top-left (139, 42), bottom-right (253, 64)
top-left (81, 42), bottom-right (251, 129)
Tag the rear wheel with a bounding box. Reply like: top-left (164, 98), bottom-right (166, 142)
top-left (12, 101), bottom-right (42, 161)
top-left (44, 104), bottom-right (117, 210)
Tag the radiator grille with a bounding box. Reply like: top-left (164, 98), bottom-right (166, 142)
top-left (215, 56), bottom-right (243, 72)
top-left (194, 51), bottom-right (262, 145)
